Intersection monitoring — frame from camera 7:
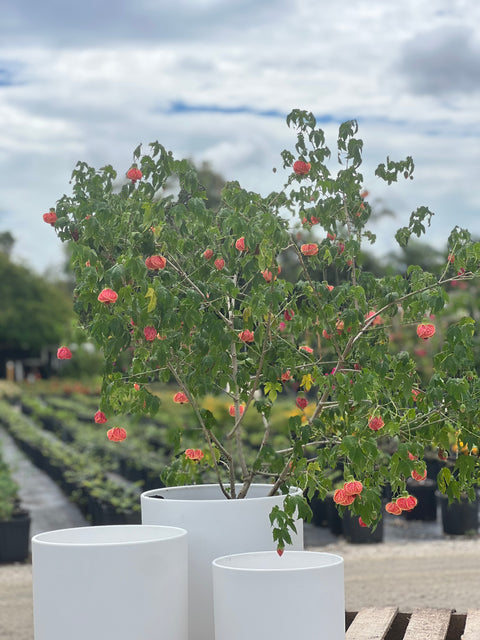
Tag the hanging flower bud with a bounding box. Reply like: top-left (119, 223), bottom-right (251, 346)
top-left (98, 288), bottom-right (118, 304)
top-left (107, 427), bottom-right (127, 442)
top-left (57, 346), bottom-right (72, 360)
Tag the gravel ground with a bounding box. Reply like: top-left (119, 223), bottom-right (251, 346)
top-left (1, 424), bottom-right (479, 639)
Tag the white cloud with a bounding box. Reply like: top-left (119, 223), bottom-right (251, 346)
top-left (0, 0), bottom-right (479, 273)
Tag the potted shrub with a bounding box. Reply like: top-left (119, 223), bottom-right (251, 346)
top-left (0, 445), bottom-right (31, 563)
top-left (48, 109), bottom-right (480, 637)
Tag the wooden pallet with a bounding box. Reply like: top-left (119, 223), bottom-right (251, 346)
top-left (345, 607), bottom-right (480, 640)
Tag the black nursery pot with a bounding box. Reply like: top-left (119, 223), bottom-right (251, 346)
top-left (0, 510), bottom-right (31, 563)
top-left (436, 491), bottom-right (479, 535)
top-left (326, 494), bottom-right (343, 535)
top-left (342, 509), bottom-right (384, 544)
top-left (308, 492), bottom-right (329, 528)
top-left (403, 479), bottom-right (437, 521)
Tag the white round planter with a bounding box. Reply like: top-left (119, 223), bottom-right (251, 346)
top-left (32, 525), bottom-right (188, 640)
top-left (141, 484), bottom-right (304, 640)
top-left (213, 551), bottom-right (345, 640)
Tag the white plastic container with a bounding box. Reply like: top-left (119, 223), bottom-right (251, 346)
top-left (213, 551), bottom-right (345, 640)
top-left (141, 484), bottom-right (303, 640)
top-left (32, 525), bottom-right (188, 640)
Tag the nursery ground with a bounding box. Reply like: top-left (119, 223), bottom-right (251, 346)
top-left (1, 425), bottom-right (479, 640)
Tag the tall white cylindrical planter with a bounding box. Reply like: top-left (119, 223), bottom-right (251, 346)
top-left (141, 484), bottom-right (303, 640)
top-left (213, 551), bottom-right (345, 640)
top-left (32, 525), bottom-right (188, 640)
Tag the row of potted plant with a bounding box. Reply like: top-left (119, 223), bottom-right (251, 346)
top-left (0, 400), bottom-right (141, 524)
top-left (0, 440), bottom-right (31, 563)
top-left (13, 393), bottom-right (169, 487)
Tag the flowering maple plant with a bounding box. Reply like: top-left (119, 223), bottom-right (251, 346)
top-left (50, 109), bottom-right (480, 546)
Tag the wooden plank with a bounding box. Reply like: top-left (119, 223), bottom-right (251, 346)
top-left (345, 606), bottom-right (398, 640)
top-left (403, 608), bottom-right (451, 640)
top-left (462, 609), bottom-right (480, 640)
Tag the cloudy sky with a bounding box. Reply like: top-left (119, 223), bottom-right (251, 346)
top-left (1, 0), bottom-right (479, 275)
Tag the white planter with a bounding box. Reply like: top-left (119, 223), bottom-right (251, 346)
top-left (213, 551), bottom-right (345, 640)
top-left (141, 484), bottom-right (303, 640)
top-left (32, 525), bottom-right (188, 640)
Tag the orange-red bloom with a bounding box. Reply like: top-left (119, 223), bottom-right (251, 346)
top-left (333, 489), bottom-right (355, 506)
top-left (299, 345), bottom-right (313, 354)
top-left (385, 502), bottom-right (402, 515)
top-left (239, 329), bottom-right (254, 343)
top-left (281, 370), bottom-right (292, 382)
top-left (173, 392), bottom-right (189, 404)
top-left (144, 326), bottom-right (157, 341)
top-left (126, 167), bottom-right (142, 182)
top-left (300, 243), bottom-right (318, 256)
top-left (204, 249), bottom-right (214, 260)
top-left (396, 495), bottom-right (418, 511)
top-left (262, 269), bottom-right (273, 283)
top-left (368, 416), bottom-right (384, 431)
top-left (94, 411), bottom-right (107, 424)
top-left (43, 211), bottom-right (57, 226)
top-left (57, 346), bottom-right (72, 360)
top-left (295, 397), bottom-right (308, 410)
top-left (344, 480), bottom-right (363, 496)
top-left (235, 237), bottom-right (246, 251)
top-left (214, 258), bottom-right (225, 270)
top-left (417, 323), bottom-right (435, 340)
top-left (185, 448), bottom-right (204, 461)
top-left (145, 255), bottom-right (166, 270)
top-left (229, 405), bottom-right (245, 417)
top-left (293, 160), bottom-right (311, 175)
top-left (98, 288), bottom-right (118, 304)
top-left (107, 427), bottom-right (127, 442)
top-left (411, 469), bottom-right (427, 482)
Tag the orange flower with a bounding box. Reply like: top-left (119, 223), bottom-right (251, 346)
top-left (344, 480), bottom-right (363, 496)
top-left (173, 392), bottom-right (189, 404)
top-left (284, 309), bottom-right (294, 322)
top-left (281, 370), bottom-right (292, 382)
top-left (107, 427), bottom-right (127, 442)
top-left (145, 255), bottom-right (166, 270)
top-left (229, 405), bottom-right (245, 417)
top-left (417, 323), bottom-right (435, 340)
top-left (98, 288), bottom-right (118, 304)
top-left (214, 258), bottom-right (225, 270)
top-left (144, 326), bottom-right (157, 341)
top-left (295, 397), bottom-right (308, 410)
top-left (396, 495), bottom-right (418, 512)
top-left (126, 166), bottom-right (142, 182)
top-left (204, 249), bottom-right (214, 260)
top-left (300, 243), bottom-right (318, 256)
top-left (322, 329), bottom-right (332, 340)
top-left (411, 469), bottom-right (427, 482)
top-left (333, 489), bottom-right (355, 506)
top-left (185, 448), bottom-right (204, 461)
top-left (43, 211), bottom-right (57, 226)
top-left (235, 237), bottom-right (246, 251)
top-left (262, 269), bottom-right (273, 283)
top-left (299, 345), bottom-right (313, 354)
top-left (239, 329), bottom-right (254, 343)
top-left (293, 160), bottom-right (311, 175)
top-left (94, 411), bottom-right (107, 424)
top-left (385, 502), bottom-right (402, 515)
top-left (57, 346), bottom-right (72, 360)
top-left (368, 416), bottom-right (384, 431)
